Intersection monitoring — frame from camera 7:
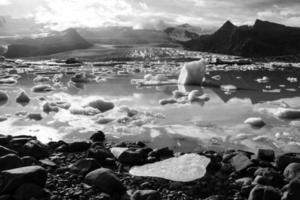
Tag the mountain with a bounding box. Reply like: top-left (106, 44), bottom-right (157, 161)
top-left (4, 28), bottom-right (93, 58)
top-left (76, 26), bottom-right (175, 45)
top-left (164, 24), bottom-right (200, 42)
top-left (184, 20), bottom-right (300, 57)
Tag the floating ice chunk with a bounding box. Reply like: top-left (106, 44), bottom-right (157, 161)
top-left (16, 91), bottom-right (30, 105)
top-left (178, 60), bottom-right (207, 86)
top-left (187, 90), bottom-right (202, 102)
top-left (0, 77), bottom-right (17, 85)
top-left (220, 84), bottom-right (237, 92)
top-left (274, 107), bottom-right (300, 119)
top-left (31, 84), bottom-right (54, 93)
top-left (256, 76), bottom-right (270, 83)
top-left (144, 74), bottom-right (153, 81)
top-left (27, 113), bottom-right (43, 121)
top-left (154, 74), bottom-right (168, 82)
top-left (244, 117), bottom-right (265, 128)
top-left (96, 118), bottom-right (114, 124)
top-left (211, 75), bottom-right (221, 80)
top-left (0, 90), bottom-right (8, 102)
top-left (70, 106), bottom-right (100, 116)
top-left (85, 99), bottom-right (114, 113)
top-left (129, 153), bottom-right (210, 182)
top-left (71, 72), bottom-right (89, 83)
top-left (172, 90), bottom-right (187, 98)
top-left (159, 98), bottom-right (177, 105)
top-left (287, 77), bottom-right (298, 83)
top-left (33, 75), bottom-right (50, 83)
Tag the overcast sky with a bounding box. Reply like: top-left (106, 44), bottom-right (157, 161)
top-left (0, 0), bottom-right (300, 30)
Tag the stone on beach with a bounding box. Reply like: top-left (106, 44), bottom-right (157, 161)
top-left (70, 106), bottom-right (100, 116)
top-left (84, 168), bottom-right (125, 195)
top-left (129, 153), bottom-right (210, 182)
top-left (26, 113), bottom-right (43, 121)
top-left (33, 76), bottom-right (50, 83)
top-left (178, 60), bottom-right (207, 86)
top-left (0, 166), bottom-right (47, 194)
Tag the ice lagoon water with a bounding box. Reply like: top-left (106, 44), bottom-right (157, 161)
top-left (1, 65), bottom-right (300, 154)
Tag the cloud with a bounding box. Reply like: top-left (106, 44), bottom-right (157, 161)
top-left (0, 0), bottom-right (10, 5)
top-left (1, 0), bottom-right (300, 31)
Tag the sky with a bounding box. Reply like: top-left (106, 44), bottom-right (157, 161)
top-left (0, 0), bottom-right (300, 30)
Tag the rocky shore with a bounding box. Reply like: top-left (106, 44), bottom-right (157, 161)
top-left (0, 131), bottom-right (299, 200)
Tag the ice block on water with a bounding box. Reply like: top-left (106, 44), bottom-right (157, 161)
top-left (178, 60), bottom-right (207, 86)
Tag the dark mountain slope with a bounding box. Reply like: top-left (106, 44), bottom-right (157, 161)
top-left (184, 20), bottom-right (300, 57)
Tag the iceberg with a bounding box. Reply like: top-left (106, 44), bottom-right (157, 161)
top-left (178, 60), bottom-right (207, 86)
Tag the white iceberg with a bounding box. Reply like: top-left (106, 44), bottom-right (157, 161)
top-left (178, 60), bottom-right (207, 86)
top-left (129, 153), bottom-right (210, 182)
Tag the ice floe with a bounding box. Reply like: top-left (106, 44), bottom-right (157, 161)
top-left (178, 60), bottom-right (207, 86)
top-left (31, 84), bottom-right (54, 93)
top-left (129, 153), bottom-right (210, 182)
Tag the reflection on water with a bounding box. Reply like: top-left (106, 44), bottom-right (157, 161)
top-left (1, 67), bottom-right (300, 153)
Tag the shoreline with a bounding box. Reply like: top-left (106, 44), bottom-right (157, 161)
top-left (1, 131), bottom-right (299, 200)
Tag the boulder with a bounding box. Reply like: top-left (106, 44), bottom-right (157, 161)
top-left (275, 108), bottom-right (300, 119)
top-left (0, 135), bottom-right (11, 146)
top-left (248, 185), bottom-right (281, 200)
top-left (68, 141), bottom-right (90, 152)
top-left (13, 183), bottom-right (48, 200)
top-left (284, 163), bottom-right (300, 181)
top-left (282, 178), bottom-right (300, 200)
top-left (148, 147), bottom-right (173, 159)
top-left (87, 148), bottom-right (113, 162)
top-left (16, 91), bottom-right (30, 105)
top-left (111, 148), bottom-right (145, 165)
top-left (21, 140), bottom-right (49, 159)
top-left (178, 60), bottom-right (207, 86)
top-left (90, 131), bottom-right (105, 142)
top-left (84, 168), bottom-right (125, 195)
top-left (86, 99), bottom-right (114, 113)
top-left (276, 153), bottom-right (300, 171)
top-left (69, 158), bottom-right (100, 175)
top-left (0, 166), bottom-right (47, 194)
top-left (230, 153), bottom-right (253, 171)
top-left (244, 117), bottom-right (266, 128)
top-left (0, 154), bottom-right (22, 171)
top-left (21, 156), bottom-right (37, 166)
top-left (131, 190), bottom-right (161, 200)
top-left (0, 145), bottom-right (17, 157)
top-left (254, 168), bottom-right (282, 187)
top-left (257, 149), bottom-right (275, 162)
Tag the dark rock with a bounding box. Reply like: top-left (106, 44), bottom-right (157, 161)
top-left (65, 57), bottom-right (81, 64)
top-left (13, 183), bottom-right (49, 200)
top-left (68, 141), bottom-right (90, 152)
top-left (55, 143), bottom-right (69, 152)
top-left (254, 167), bottom-right (282, 187)
top-left (22, 140), bottom-right (49, 159)
top-left (148, 147), bottom-right (173, 159)
top-left (248, 185), bottom-right (281, 200)
top-left (257, 149), bottom-right (275, 162)
top-left (284, 163), bottom-right (300, 181)
top-left (282, 178), bottom-right (300, 200)
top-left (39, 158), bottom-right (57, 168)
top-left (230, 153), bottom-right (253, 171)
top-left (235, 177), bottom-right (253, 186)
top-left (117, 149), bottom-right (146, 165)
top-left (69, 158), bottom-right (100, 175)
top-left (0, 145), bottom-right (17, 157)
top-left (84, 168), bottom-right (125, 195)
top-left (88, 148), bottom-right (113, 162)
top-left (0, 166), bottom-right (47, 194)
top-left (253, 175), bottom-right (270, 186)
top-left (131, 190), bottom-right (161, 200)
top-left (21, 156), bottom-right (37, 166)
top-left (0, 135), bottom-right (11, 146)
top-left (90, 131), bottom-right (105, 142)
top-left (276, 153), bottom-right (300, 171)
top-left (0, 154), bottom-right (22, 171)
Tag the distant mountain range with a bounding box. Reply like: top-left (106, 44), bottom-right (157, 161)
top-left (184, 20), bottom-right (300, 57)
top-left (4, 28), bottom-right (92, 58)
